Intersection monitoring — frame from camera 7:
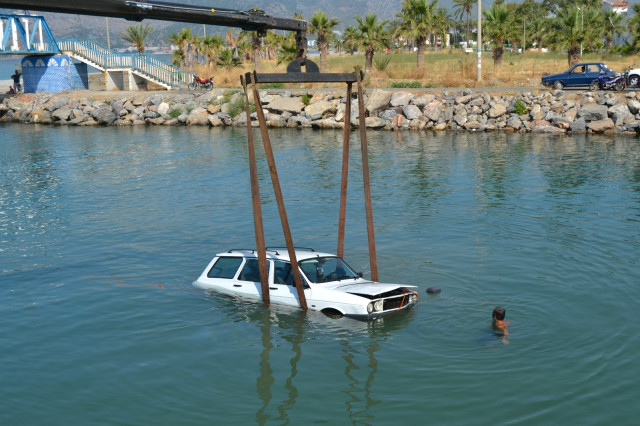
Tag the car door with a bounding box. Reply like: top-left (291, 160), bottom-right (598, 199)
top-left (566, 64), bottom-right (586, 86)
top-left (585, 64), bottom-right (600, 86)
top-left (269, 260), bottom-right (306, 307)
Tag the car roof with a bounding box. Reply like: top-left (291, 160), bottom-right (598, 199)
top-left (216, 248), bottom-right (336, 262)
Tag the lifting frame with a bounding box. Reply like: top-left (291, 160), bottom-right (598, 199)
top-left (241, 71), bottom-right (378, 309)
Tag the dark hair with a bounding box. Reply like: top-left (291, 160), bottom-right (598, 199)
top-left (492, 307), bottom-right (506, 321)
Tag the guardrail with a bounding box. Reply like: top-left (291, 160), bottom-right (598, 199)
top-left (57, 38), bottom-right (192, 88)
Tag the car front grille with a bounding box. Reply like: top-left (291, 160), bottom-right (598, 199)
top-left (383, 294), bottom-right (410, 311)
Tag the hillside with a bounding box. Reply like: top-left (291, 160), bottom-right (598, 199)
top-left (2, 0), bottom-right (483, 49)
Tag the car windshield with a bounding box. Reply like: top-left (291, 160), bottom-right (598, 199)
top-left (298, 256), bottom-right (359, 284)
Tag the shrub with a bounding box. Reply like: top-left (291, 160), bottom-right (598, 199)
top-left (301, 94), bottom-right (311, 106)
top-left (514, 98), bottom-right (529, 115)
top-left (168, 107), bottom-right (182, 119)
top-left (391, 81), bottom-right (422, 88)
top-left (373, 55), bottom-right (391, 71)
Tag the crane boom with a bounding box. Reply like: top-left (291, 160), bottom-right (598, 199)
top-left (0, 0), bottom-right (308, 55)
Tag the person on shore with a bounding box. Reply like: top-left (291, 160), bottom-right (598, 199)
top-left (11, 70), bottom-right (21, 93)
top-left (492, 307), bottom-right (509, 344)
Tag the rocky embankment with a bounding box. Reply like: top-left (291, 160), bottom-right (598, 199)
top-left (2, 88), bottom-right (640, 134)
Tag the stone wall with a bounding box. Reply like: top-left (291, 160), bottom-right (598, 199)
top-left (2, 88), bottom-right (640, 135)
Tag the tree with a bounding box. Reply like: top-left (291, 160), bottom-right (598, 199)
top-left (482, 4), bottom-right (515, 68)
top-left (216, 48), bottom-right (243, 70)
top-left (628, 4), bottom-right (640, 51)
top-left (120, 23), bottom-right (153, 54)
top-left (452, 0), bottom-right (475, 46)
top-left (200, 35), bottom-right (225, 69)
top-left (353, 13), bottom-right (390, 75)
top-left (309, 11), bottom-right (340, 72)
top-left (394, 0), bottom-right (439, 71)
top-left (547, 7), bottom-right (584, 66)
top-left (167, 28), bottom-right (197, 68)
top-left (276, 35), bottom-right (299, 66)
top-left (602, 9), bottom-right (624, 51)
top-left (342, 25), bottom-right (359, 55)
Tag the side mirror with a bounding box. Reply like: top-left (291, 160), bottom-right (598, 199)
top-left (357, 272), bottom-right (363, 278)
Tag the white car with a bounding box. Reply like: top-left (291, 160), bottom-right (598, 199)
top-left (193, 247), bottom-right (419, 320)
top-left (627, 68), bottom-right (640, 87)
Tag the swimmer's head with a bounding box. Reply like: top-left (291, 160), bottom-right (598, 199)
top-left (492, 307), bottom-right (506, 321)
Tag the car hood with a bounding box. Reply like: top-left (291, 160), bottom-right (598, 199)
top-left (329, 281), bottom-right (417, 296)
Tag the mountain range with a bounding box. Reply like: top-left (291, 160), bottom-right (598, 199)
top-left (3, 0), bottom-right (492, 49)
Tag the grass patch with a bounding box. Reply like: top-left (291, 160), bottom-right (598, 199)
top-left (168, 107), bottom-right (182, 119)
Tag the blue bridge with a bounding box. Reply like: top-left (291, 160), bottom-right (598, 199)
top-left (1, 13), bottom-right (191, 92)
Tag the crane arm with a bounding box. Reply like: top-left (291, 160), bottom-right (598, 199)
top-left (0, 0), bottom-right (307, 55)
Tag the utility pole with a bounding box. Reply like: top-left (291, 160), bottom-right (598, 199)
top-left (477, 0), bottom-right (482, 81)
top-left (105, 17), bottom-right (111, 49)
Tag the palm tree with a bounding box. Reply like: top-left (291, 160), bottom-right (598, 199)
top-left (628, 4), bottom-right (640, 51)
top-left (547, 7), bottom-right (585, 66)
top-left (394, 0), bottom-right (438, 70)
top-left (276, 35), bottom-right (299, 66)
top-left (353, 13), bottom-right (390, 74)
top-left (200, 35), bottom-right (225, 69)
top-left (309, 11), bottom-right (340, 72)
top-left (216, 48), bottom-right (243, 70)
top-left (452, 0), bottom-right (474, 46)
top-left (527, 17), bottom-right (548, 53)
top-left (167, 28), bottom-right (196, 68)
top-left (120, 23), bottom-right (153, 54)
top-left (482, 4), bottom-right (515, 68)
top-left (342, 25), bottom-right (359, 55)
top-left (602, 10), bottom-right (624, 51)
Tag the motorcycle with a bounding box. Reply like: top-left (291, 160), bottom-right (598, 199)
top-left (589, 71), bottom-right (626, 92)
top-left (188, 75), bottom-right (214, 90)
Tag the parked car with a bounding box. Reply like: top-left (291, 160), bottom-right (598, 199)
top-left (541, 62), bottom-right (617, 90)
top-left (626, 67), bottom-right (640, 87)
top-left (193, 247), bottom-right (419, 320)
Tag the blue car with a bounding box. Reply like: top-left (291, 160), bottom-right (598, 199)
top-left (541, 62), bottom-right (617, 90)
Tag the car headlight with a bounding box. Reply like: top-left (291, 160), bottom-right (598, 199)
top-left (373, 300), bottom-right (383, 312)
top-left (367, 302), bottom-right (374, 314)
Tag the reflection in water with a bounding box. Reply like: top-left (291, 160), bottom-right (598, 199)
top-left (341, 337), bottom-right (381, 424)
top-left (255, 307), bottom-right (305, 425)
top-left (255, 307), bottom-right (274, 425)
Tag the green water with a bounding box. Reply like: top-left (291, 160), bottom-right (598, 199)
top-left (1, 125), bottom-right (639, 424)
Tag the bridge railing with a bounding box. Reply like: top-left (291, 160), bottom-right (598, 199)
top-left (58, 38), bottom-right (192, 88)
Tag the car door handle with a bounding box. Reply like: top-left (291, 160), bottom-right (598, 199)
top-left (269, 287), bottom-right (278, 290)
top-left (233, 284), bottom-right (242, 287)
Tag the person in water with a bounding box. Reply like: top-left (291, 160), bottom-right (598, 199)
top-left (492, 307), bottom-right (509, 344)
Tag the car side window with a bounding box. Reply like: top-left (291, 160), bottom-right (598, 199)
top-left (572, 66), bottom-right (585, 74)
top-left (238, 258), bottom-right (261, 282)
top-left (274, 260), bottom-right (294, 286)
top-left (587, 65), bottom-right (598, 73)
top-left (208, 257), bottom-right (243, 279)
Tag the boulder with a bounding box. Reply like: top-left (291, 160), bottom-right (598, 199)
top-left (266, 97), bottom-right (305, 113)
top-left (390, 91), bottom-right (414, 106)
top-left (402, 104), bottom-right (422, 120)
top-left (578, 104), bottom-right (608, 121)
top-left (365, 89), bottom-right (392, 115)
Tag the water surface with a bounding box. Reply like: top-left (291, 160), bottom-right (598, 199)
top-left (1, 125), bottom-right (639, 424)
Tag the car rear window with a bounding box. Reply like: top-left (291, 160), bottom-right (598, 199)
top-left (208, 257), bottom-right (242, 279)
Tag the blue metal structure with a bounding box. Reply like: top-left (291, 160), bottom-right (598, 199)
top-left (0, 14), bottom-right (60, 54)
top-left (58, 38), bottom-right (192, 89)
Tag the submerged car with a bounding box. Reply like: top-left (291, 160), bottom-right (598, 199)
top-left (541, 62), bottom-right (617, 90)
top-left (193, 248), bottom-right (418, 320)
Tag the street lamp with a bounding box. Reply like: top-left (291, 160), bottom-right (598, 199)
top-left (477, 0), bottom-right (482, 81)
top-left (578, 7), bottom-right (583, 57)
